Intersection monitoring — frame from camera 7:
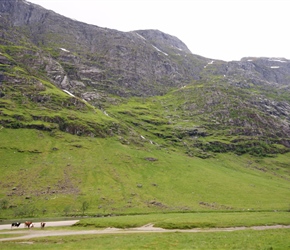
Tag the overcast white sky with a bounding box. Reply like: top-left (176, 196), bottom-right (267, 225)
top-left (28, 0), bottom-right (290, 61)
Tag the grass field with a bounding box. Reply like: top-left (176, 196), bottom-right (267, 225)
top-left (0, 234), bottom-right (25, 239)
top-left (75, 211), bottom-right (290, 229)
top-left (0, 229), bottom-right (289, 249)
top-left (0, 128), bottom-right (290, 219)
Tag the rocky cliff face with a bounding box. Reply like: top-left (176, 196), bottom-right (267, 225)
top-left (1, 0), bottom-right (290, 155)
top-left (2, 0), bottom-right (290, 97)
top-left (0, 0), bottom-right (209, 99)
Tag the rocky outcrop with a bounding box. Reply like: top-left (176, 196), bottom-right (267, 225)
top-left (240, 57), bottom-right (290, 85)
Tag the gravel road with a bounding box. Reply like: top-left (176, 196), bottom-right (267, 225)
top-left (0, 220), bottom-right (79, 230)
top-left (0, 223), bottom-right (289, 242)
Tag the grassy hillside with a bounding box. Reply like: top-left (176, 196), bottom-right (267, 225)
top-left (107, 80), bottom-right (290, 158)
top-left (0, 55), bottom-right (289, 218)
top-left (0, 127), bottom-right (289, 218)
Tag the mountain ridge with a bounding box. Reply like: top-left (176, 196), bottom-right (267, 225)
top-left (0, 0), bottom-right (290, 155)
top-left (1, 0), bottom-right (212, 97)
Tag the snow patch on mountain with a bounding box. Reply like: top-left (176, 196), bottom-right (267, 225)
top-left (152, 45), bottom-right (168, 56)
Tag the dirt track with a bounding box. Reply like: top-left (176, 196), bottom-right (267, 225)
top-left (0, 220), bottom-right (79, 230)
top-left (0, 222), bottom-right (290, 242)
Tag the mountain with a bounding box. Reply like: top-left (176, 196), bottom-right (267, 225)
top-left (0, 0), bottom-right (209, 98)
top-left (1, 0), bottom-right (290, 155)
top-left (0, 0), bottom-right (289, 217)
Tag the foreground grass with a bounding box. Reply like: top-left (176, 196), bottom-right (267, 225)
top-left (0, 234), bottom-right (25, 239)
top-left (76, 211), bottom-right (290, 229)
top-left (0, 229), bottom-right (289, 249)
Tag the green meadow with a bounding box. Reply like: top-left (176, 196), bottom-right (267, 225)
top-left (1, 229), bottom-right (289, 250)
top-left (0, 128), bottom-right (289, 218)
top-left (75, 211), bottom-right (290, 229)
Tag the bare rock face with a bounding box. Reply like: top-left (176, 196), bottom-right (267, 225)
top-left (0, 0), bottom-right (51, 26)
top-left (225, 57), bottom-right (290, 87)
top-left (135, 29), bottom-right (192, 53)
top-left (3, 0), bottom-right (289, 99)
top-left (44, 56), bottom-right (67, 87)
top-left (0, 0), bottom-right (210, 97)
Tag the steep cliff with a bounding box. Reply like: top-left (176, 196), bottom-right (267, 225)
top-left (0, 0), bottom-right (209, 98)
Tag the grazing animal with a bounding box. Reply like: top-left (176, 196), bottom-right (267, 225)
top-left (41, 222), bottom-right (46, 228)
top-left (11, 222), bottom-right (21, 228)
top-left (24, 221), bottom-right (33, 228)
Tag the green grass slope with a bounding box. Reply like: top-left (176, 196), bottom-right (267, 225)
top-left (0, 128), bottom-right (289, 218)
top-left (0, 53), bottom-right (289, 219)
